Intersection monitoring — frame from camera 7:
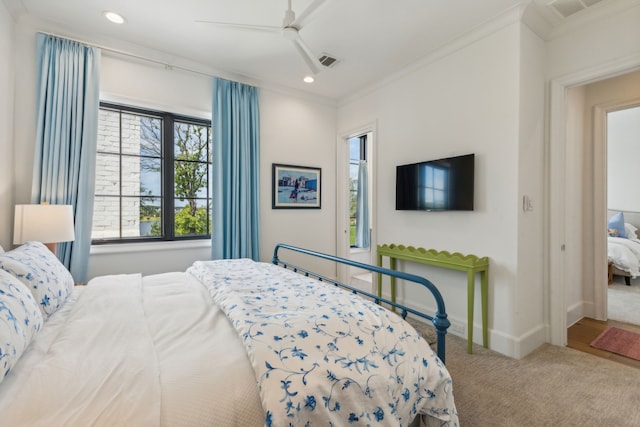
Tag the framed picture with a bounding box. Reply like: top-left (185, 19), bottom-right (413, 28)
top-left (272, 163), bottom-right (321, 209)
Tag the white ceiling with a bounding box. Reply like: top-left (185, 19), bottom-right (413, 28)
top-left (3, 0), bottom-right (613, 100)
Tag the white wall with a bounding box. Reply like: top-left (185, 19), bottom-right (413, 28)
top-left (608, 105), bottom-right (640, 212)
top-left (338, 21), bottom-right (528, 354)
top-left (259, 89), bottom-right (337, 276)
top-left (514, 23), bottom-right (546, 357)
top-left (12, 23), bottom-right (37, 209)
top-left (0, 1), bottom-right (15, 250)
top-left (11, 20), bottom-right (338, 279)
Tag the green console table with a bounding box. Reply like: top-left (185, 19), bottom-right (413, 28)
top-left (377, 244), bottom-right (489, 354)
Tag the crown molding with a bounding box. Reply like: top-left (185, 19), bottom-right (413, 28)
top-left (545, 0), bottom-right (640, 40)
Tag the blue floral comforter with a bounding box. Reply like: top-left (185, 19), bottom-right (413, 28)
top-left (187, 259), bottom-right (458, 427)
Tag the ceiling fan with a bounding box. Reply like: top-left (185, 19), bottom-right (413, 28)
top-left (197, 0), bottom-right (328, 74)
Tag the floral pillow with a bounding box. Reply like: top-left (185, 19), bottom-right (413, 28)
top-left (0, 241), bottom-right (74, 319)
top-left (0, 269), bottom-right (44, 384)
top-left (608, 228), bottom-right (619, 237)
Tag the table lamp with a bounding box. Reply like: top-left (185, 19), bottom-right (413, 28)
top-left (13, 204), bottom-right (75, 254)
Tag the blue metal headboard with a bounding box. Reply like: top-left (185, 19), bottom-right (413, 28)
top-left (272, 243), bottom-right (451, 363)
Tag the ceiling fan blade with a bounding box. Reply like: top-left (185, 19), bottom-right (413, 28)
top-left (195, 21), bottom-right (281, 35)
top-left (291, 0), bottom-right (328, 28)
top-left (291, 36), bottom-right (320, 74)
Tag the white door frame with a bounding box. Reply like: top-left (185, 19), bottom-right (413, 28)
top-left (593, 98), bottom-right (640, 319)
top-left (548, 60), bottom-right (640, 346)
top-left (592, 102), bottom-right (609, 322)
top-left (336, 122), bottom-right (377, 283)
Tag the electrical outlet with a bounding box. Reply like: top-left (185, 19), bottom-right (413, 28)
top-left (449, 319), bottom-right (465, 336)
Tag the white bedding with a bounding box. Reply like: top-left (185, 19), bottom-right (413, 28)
top-left (0, 261), bottom-right (456, 426)
top-left (607, 236), bottom-right (640, 278)
top-left (0, 272), bottom-right (264, 426)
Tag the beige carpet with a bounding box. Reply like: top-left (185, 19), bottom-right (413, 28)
top-left (608, 277), bottom-right (640, 324)
top-left (445, 334), bottom-right (640, 426)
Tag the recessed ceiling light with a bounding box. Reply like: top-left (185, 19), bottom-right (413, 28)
top-left (103, 11), bottom-right (126, 24)
top-left (303, 76), bottom-right (314, 83)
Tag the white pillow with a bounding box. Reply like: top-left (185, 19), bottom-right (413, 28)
top-left (625, 222), bottom-right (638, 240)
top-left (0, 241), bottom-right (74, 319)
top-left (0, 269), bottom-right (44, 384)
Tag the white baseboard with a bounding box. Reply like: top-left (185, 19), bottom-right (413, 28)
top-left (378, 289), bottom-right (550, 359)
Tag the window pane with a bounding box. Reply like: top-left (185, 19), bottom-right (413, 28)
top-left (349, 137), bottom-right (361, 247)
top-left (92, 196), bottom-right (120, 239)
top-left (174, 160), bottom-right (208, 198)
top-left (140, 197), bottom-right (162, 237)
top-left (174, 199), bottom-right (210, 236)
top-left (121, 155), bottom-right (142, 196)
top-left (95, 153), bottom-right (120, 196)
top-left (139, 116), bottom-right (162, 157)
top-left (97, 109), bottom-right (120, 153)
top-left (120, 113), bottom-right (161, 156)
top-left (174, 122), bottom-right (210, 162)
top-left (121, 196), bottom-right (141, 237)
top-left (141, 157), bottom-right (162, 196)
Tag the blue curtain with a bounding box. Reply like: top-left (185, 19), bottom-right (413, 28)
top-left (211, 77), bottom-right (260, 260)
top-left (32, 33), bottom-right (100, 282)
top-left (355, 160), bottom-right (370, 248)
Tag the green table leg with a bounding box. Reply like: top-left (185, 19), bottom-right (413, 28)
top-left (390, 258), bottom-right (397, 312)
top-left (376, 254), bottom-right (383, 301)
top-left (481, 270), bottom-right (488, 348)
top-left (467, 270), bottom-right (474, 354)
top-left (377, 255), bottom-right (397, 312)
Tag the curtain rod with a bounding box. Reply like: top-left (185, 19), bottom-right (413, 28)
top-left (39, 31), bottom-right (216, 79)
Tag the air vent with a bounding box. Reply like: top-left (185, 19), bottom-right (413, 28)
top-left (318, 53), bottom-right (338, 68)
top-left (548, 0), bottom-right (604, 19)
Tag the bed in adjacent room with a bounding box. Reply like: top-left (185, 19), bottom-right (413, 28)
top-left (0, 241), bottom-right (458, 426)
top-left (607, 210), bottom-right (640, 285)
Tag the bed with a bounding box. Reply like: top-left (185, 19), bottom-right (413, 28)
top-left (0, 241), bottom-right (458, 426)
top-left (607, 210), bottom-right (640, 285)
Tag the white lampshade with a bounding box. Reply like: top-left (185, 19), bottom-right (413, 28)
top-left (13, 204), bottom-right (75, 245)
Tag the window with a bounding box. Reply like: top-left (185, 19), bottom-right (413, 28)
top-left (92, 102), bottom-right (212, 243)
top-left (349, 135), bottom-right (369, 248)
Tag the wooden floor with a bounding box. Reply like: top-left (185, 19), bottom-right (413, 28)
top-left (567, 317), bottom-right (640, 369)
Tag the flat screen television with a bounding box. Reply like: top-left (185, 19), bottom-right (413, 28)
top-left (396, 153), bottom-right (474, 211)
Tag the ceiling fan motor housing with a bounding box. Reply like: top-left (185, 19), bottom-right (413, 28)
top-left (282, 26), bottom-right (298, 40)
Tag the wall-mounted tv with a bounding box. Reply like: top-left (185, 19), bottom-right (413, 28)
top-left (396, 153), bottom-right (474, 211)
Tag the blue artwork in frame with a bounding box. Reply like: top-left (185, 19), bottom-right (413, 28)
top-left (272, 164), bottom-right (321, 209)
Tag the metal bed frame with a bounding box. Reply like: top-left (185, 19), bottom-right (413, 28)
top-left (272, 243), bottom-right (451, 363)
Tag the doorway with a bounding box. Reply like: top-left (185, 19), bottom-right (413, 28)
top-left (336, 125), bottom-right (375, 289)
top-left (604, 103), bottom-right (640, 325)
top-left (549, 67), bottom-right (640, 347)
